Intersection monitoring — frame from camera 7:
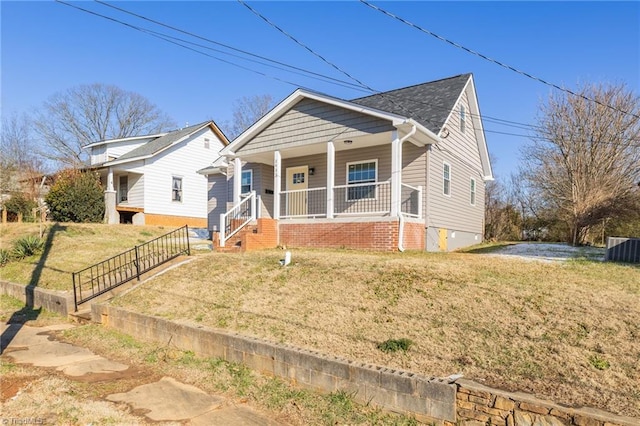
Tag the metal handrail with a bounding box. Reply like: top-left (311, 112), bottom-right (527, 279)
top-left (72, 225), bottom-right (190, 310)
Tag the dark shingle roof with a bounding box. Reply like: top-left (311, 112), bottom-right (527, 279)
top-left (114, 121), bottom-right (211, 162)
top-left (351, 73), bottom-right (470, 134)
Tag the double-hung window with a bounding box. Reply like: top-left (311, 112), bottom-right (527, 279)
top-left (460, 104), bottom-right (466, 133)
top-left (470, 178), bottom-right (476, 205)
top-left (347, 160), bottom-right (377, 200)
top-left (241, 170), bottom-right (253, 195)
top-left (172, 176), bottom-right (183, 202)
top-left (443, 163), bottom-right (451, 196)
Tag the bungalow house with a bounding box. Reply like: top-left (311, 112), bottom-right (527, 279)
top-left (201, 73), bottom-right (492, 252)
top-left (85, 121), bottom-right (228, 226)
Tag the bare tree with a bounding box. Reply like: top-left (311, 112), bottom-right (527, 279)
top-left (223, 94), bottom-right (275, 140)
top-left (522, 82), bottom-right (640, 245)
top-left (34, 83), bottom-right (176, 166)
top-left (1, 113), bottom-right (46, 200)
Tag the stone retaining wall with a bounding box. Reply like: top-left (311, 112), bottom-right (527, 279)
top-left (0, 280), bottom-right (74, 316)
top-left (455, 379), bottom-right (636, 426)
top-left (92, 304), bottom-right (456, 423)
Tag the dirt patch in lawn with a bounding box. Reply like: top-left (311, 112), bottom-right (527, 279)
top-left (112, 249), bottom-right (640, 418)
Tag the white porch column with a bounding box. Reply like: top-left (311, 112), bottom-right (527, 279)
top-left (106, 167), bottom-right (114, 191)
top-left (390, 130), bottom-right (402, 217)
top-left (104, 167), bottom-right (118, 224)
top-left (233, 157), bottom-right (242, 205)
top-left (273, 150), bottom-right (281, 220)
top-left (326, 141), bottom-right (335, 219)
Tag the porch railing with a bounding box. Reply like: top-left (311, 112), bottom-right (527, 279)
top-left (219, 191), bottom-right (256, 247)
top-left (333, 181), bottom-right (391, 216)
top-left (400, 183), bottom-right (422, 218)
top-left (279, 187), bottom-right (327, 219)
top-left (276, 182), bottom-right (422, 219)
top-left (72, 225), bottom-right (190, 310)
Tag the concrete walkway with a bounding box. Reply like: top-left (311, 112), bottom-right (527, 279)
top-left (1, 322), bottom-right (281, 425)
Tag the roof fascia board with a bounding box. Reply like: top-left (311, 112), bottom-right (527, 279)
top-left (465, 76), bottom-right (493, 180)
top-left (83, 133), bottom-right (167, 150)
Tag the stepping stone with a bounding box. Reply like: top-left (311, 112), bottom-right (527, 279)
top-left (107, 376), bottom-right (224, 421)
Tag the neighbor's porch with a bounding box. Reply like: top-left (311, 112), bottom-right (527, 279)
top-left (99, 167), bottom-right (145, 224)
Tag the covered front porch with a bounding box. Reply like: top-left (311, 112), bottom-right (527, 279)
top-left (100, 167), bottom-right (145, 224)
top-left (218, 127), bottom-right (428, 251)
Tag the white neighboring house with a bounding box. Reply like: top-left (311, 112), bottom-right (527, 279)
top-left (85, 121), bottom-right (228, 226)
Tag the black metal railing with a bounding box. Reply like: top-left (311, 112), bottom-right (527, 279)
top-left (72, 225), bottom-right (191, 310)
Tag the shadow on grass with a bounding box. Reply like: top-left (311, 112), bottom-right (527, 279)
top-left (1, 223), bottom-right (65, 353)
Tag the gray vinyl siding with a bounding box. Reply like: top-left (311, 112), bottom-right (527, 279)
top-left (427, 91), bottom-right (485, 234)
top-left (401, 143), bottom-right (428, 221)
top-left (207, 174), bottom-right (227, 231)
top-left (237, 98), bottom-right (395, 156)
top-left (227, 162), bottom-right (274, 218)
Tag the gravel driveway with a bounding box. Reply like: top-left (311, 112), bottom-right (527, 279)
top-left (486, 243), bottom-right (605, 262)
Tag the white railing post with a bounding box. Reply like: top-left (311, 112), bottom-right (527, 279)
top-left (273, 151), bottom-right (281, 219)
top-left (219, 213), bottom-right (226, 247)
top-left (251, 190), bottom-right (257, 220)
top-left (327, 141), bottom-right (335, 218)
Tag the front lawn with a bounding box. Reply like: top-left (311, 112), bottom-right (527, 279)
top-left (0, 223), bottom-right (171, 290)
top-left (111, 249), bottom-right (640, 418)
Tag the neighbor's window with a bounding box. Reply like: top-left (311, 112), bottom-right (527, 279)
top-left (470, 178), bottom-right (476, 205)
top-left (241, 170), bottom-right (253, 194)
top-left (347, 160), bottom-right (377, 200)
top-left (443, 163), bottom-right (451, 196)
top-left (172, 177), bottom-right (183, 202)
top-left (460, 104), bottom-right (466, 133)
top-left (204, 138), bottom-right (210, 149)
top-left (119, 175), bottom-right (128, 202)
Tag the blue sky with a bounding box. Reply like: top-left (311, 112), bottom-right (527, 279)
top-left (2, 1), bottom-right (638, 179)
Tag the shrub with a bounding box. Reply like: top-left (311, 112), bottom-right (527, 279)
top-left (377, 338), bottom-right (414, 353)
top-left (0, 249), bottom-right (10, 267)
top-left (45, 169), bottom-right (104, 223)
top-left (12, 235), bottom-right (44, 259)
top-left (3, 192), bottom-right (37, 221)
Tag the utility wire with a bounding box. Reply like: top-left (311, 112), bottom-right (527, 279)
top-left (359, 0), bottom-right (640, 120)
top-left (56, 0), bottom-right (367, 93)
top-left (237, 0), bottom-right (452, 131)
top-left (94, 0), bottom-right (366, 91)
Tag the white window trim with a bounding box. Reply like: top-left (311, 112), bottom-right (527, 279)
top-left (172, 176), bottom-right (183, 203)
top-left (443, 162), bottom-right (452, 197)
top-left (470, 177), bottom-right (476, 206)
top-left (346, 159), bottom-right (378, 201)
top-left (241, 169), bottom-right (253, 195)
top-left (460, 104), bottom-right (466, 133)
top-left (119, 175), bottom-right (128, 203)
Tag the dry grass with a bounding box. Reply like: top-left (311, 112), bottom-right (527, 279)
top-left (0, 223), bottom-right (172, 290)
top-left (112, 249), bottom-right (640, 418)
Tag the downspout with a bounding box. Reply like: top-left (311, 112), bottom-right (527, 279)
top-left (397, 124), bottom-right (416, 252)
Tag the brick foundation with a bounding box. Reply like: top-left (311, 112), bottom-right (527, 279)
top-left (280, 218), bottom-right (424, 251)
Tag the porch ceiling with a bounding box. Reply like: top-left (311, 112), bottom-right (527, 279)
top-left (238, 131), bottom-right (396, 165)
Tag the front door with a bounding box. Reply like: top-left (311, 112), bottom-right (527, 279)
top-left (286, 166), bottom-right (308, 216)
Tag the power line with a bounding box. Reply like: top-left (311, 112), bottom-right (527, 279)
top-left (55, 0), bottom-right (369, 93)
top-left (237, 0), bottom-right (445, 130)
top-left (93, 0), bottom-right (366, 92)
top-left (359, 0), bottom-right (640, 120)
